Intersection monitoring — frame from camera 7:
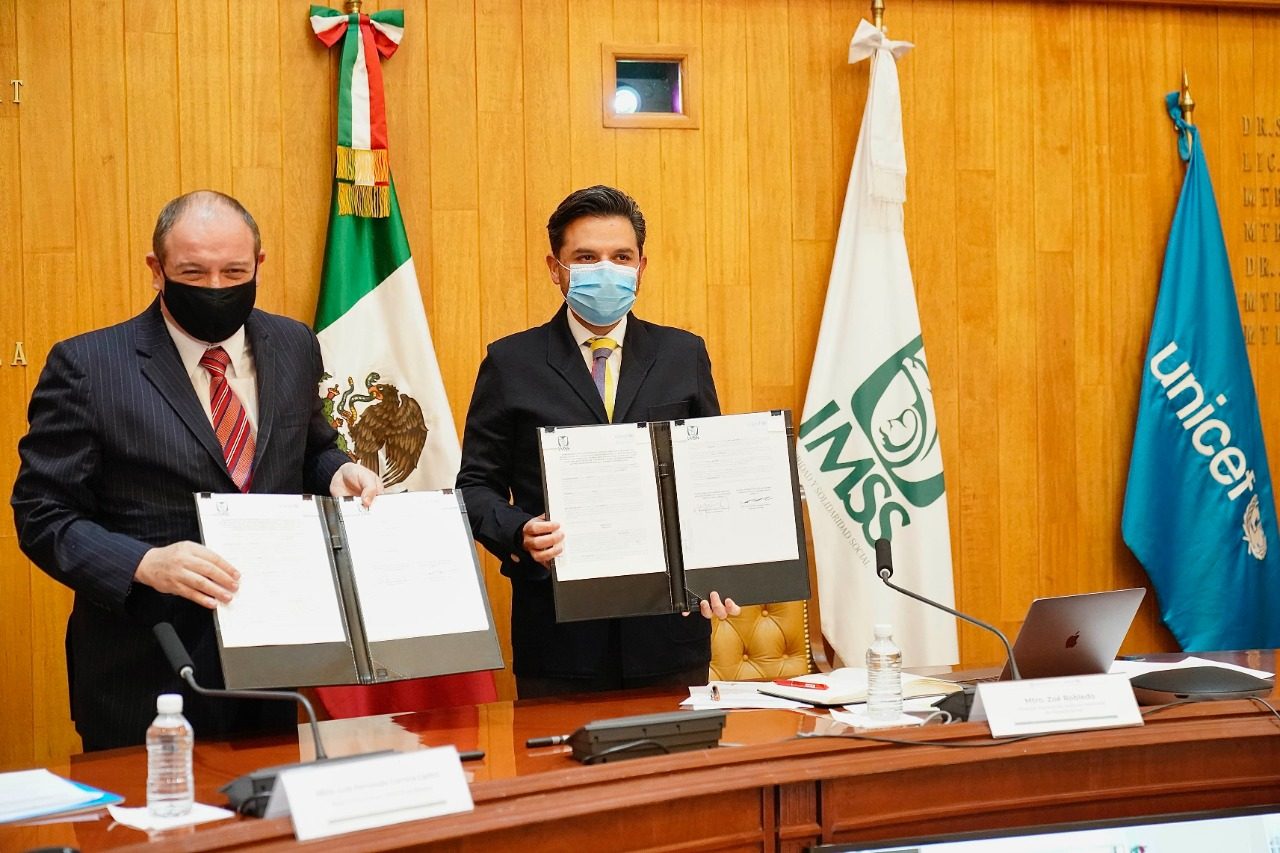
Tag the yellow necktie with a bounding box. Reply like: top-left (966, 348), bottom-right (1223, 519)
top-left (587, 336), bottom-right (618, 421)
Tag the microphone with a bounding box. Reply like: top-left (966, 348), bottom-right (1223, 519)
top-left (872, 538), bottom-right (1021, 680)
top-left (153, 622), bottom-right (327, 760)
top-left (153, 622), bottom-right (342, 816)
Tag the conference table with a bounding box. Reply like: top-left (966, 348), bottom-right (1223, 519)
top-left (6, 652), bottom-right (1280, 852)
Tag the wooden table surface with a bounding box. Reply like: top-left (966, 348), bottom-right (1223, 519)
top-left (5, 651), bottom-right (1279, 852)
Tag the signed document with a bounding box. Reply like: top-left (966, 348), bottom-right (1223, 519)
top-left (670, 412), bottom-right (800, 570)
top-left (538, 411), bottom-right (810, 622)
top-left (195, 491), bottom-right (502, 689)
top-left (539, 423), bottom-right (668, 581)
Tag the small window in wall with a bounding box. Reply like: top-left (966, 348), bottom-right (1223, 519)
top-left (602, 45), bottom-right (699, 129)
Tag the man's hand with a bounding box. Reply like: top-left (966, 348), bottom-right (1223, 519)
top-left (330, 461), bottom-right (382, 507)
top-left (134, 541), bottom-right (240, 610)
top-left (686, 590), bottom-right (741, 620)
top-left (521, 515), bottom-right (564, 567)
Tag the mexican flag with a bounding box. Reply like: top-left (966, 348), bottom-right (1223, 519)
top-left (309, 5), bottom-right (495, 715)
top-left (797, 20), bottom-right (959, 668)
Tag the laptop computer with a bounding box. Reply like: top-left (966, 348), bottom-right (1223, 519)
top-left (999, 587), bottom-right (1146, 680)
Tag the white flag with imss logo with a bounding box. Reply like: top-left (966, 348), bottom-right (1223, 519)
top-left (797, 20), bottom-right (958, 668)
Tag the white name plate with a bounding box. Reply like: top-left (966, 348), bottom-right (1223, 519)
top-left (269, 747), bottom-right (474, 841)
top-left (971, 673), bottom-right (1143, 738)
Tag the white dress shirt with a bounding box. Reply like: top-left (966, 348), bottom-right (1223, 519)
top-left (565, 309), bottom-right (627, 415)
top-left (162, 316), bottom-right (260, 432)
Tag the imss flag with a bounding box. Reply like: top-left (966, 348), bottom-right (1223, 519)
top-left (309, 5), bottom-right (496, 714)
top-left (796, 20), bottom-right (959, 667)
top-left (1122, 93), bottom-right (1280, 650)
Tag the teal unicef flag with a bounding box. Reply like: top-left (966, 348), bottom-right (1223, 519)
top-left (1122, 92), bottom-right (1280, 651)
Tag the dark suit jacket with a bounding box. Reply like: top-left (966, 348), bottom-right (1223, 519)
top-left (456, 305), bottom-right (720, 680)
top-left (11, 298), bottom-right (350, 749)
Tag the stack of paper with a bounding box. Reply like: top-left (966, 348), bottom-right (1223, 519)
top-left (0, 769), bottom-right (122, 824)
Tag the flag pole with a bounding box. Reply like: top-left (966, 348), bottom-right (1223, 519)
top-left (1179, 69), bottom-right (1195, 149)
top-left (344, 0), bottom-right (362, 12)
top-left (872, 0), bottom-right (886, 33)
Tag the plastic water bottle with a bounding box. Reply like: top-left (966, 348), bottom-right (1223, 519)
top-left (865, 623), bottom-right (903, 722)
top-left (146, 693), bottom-right (194, 817)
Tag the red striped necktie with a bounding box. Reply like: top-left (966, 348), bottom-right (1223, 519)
top-left (199, 346), bottom-right (255, 492)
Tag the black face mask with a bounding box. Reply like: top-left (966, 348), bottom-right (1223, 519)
top-left (161, 272), bottom-right (257, 343)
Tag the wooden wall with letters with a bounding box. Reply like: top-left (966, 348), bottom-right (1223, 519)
top-left (1, 0), bottom-right (1277, 766)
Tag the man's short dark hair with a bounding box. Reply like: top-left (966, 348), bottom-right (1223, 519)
top-left (152, 190), bottom-right (262, 263)
top-left (546, 185), bottom-right (646, 257)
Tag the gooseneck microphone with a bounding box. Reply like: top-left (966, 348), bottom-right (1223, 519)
top-left (152, 622), bottom-right (328, 761)
top-left (873, 538), bottom-right (1021, 680)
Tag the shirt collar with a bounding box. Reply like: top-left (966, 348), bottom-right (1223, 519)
top-left (565, 308), bottom-right (627, 351)
top-left (162, 313), bottom-right (251, 380)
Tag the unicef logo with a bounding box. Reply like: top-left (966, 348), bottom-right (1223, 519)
top-left (851, 336), bottom-right (945, 509)
top-left (1243, 494), bottom-right (1268, 560)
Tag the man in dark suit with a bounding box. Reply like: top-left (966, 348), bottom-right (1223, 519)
top-left (12, 190), bottom-right (380, 750)
top-left (457, 185), bottom-right (738, 698)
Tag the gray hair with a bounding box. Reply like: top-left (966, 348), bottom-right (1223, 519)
top-left (151, 190), bottom-right (262, 263)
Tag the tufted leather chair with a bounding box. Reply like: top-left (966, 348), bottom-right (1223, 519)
top-left (708, 600), bottom-right (812, 681)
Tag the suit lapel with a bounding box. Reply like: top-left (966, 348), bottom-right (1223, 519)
top-left (134, 298), bottom-right (234, 482)
top-left (245, 311), bottom-right (274, 478)
top-left (545, 305), bottom-right (609, 423)
top-left (613, 316), bottom-right (655, 423)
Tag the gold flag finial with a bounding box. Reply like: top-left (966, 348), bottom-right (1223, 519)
top-left (1179, 68), bottom-right (1195, 125)
top-left (344, 0), bottom-right (362, 13)
top-left (872, 0), bottom-right (886, 32)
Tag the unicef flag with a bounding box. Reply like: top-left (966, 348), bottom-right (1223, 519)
top-left (1122, 93), bottom-right (1280, 651)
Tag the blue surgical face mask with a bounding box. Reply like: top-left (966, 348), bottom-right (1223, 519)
top-left (558, 259), bottom-right (638, 327)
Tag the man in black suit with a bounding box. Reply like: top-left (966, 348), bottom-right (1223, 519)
top-left (457, 185), bottom-right (738, 698)
top-left (12, 190), bottom-right (381, 750)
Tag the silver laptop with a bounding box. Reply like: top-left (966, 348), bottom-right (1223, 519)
top-left (999, 588), bottom-right (1146, 680)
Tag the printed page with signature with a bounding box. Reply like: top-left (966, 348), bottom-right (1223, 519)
top-left (669, 411), bottom-right (800, 570)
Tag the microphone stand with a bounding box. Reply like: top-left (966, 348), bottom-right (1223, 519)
top-left (177, 671), bottom-right (327, 760)
top-left (877, 570), bottom-right (1022, 680)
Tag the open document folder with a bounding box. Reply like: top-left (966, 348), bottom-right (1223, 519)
top-left (756, 667), bottom-right (962, 709)
top-left (538, 410), bottom-right (811, 622)
top-left (196, 490), bottom-right (503, 690)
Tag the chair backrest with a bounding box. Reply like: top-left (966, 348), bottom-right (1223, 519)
top-left (709, 600), bottom-right (812, 681)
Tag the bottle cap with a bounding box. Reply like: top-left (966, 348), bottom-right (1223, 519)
top-left (873, 623), bottom-right (893, 638)
top-left (156, 693), bottom-right (183, 715)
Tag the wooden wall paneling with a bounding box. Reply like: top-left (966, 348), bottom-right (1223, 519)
top-left (1031, 2), bottom-right (1077, 596)
top-left (566, 0), bottom-right (615, 189)
top-left (1250, 16), bottom-right (1280, 463)
top-left (17, 0), bottom-right (82, 765)
top-left (903, 0), bottom-right (963, 635)
top-left (1106, 4), bottom-right (1182, 647)
top-left (175, 1), bottom-right (232, 192)
top-left (788, 0), bottom-right (834, 413)
top-left (951, 0), bottom-right (1001, 663)
top-left (426, 0), bottom-right (481, 442)
top-left (521, 0), bottom-right (571, 328)
top-left (701, 1), bottom-right (752, 418)
top-left (657, 0), bottom-right (707, 336)
top-left (612, 0), bottom-right (666, 328)
top-left (123, 0), bottom-right (179, 318)
top-left (475, 0), bottom-right (528, 701)
top-left (1069, 3), bottom-right (1119, 602)
top-left (228, 2), bottom-right (284, 316)
top-left (476, 0), bottom-right (528, 348)
top-left (746, 0), bottom-right (795, 410)
top-left (70, 0), bottom-right (132, 331)
top-left (278, 0), bottom-right (332, 325)
top-left (0, 0), bottom-right (31, 773)
top-left (991, 2), bottom-right (1039, 636)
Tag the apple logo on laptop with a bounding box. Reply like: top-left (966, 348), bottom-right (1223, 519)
top-left (1064, 631), bottom-right (1080, 649)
